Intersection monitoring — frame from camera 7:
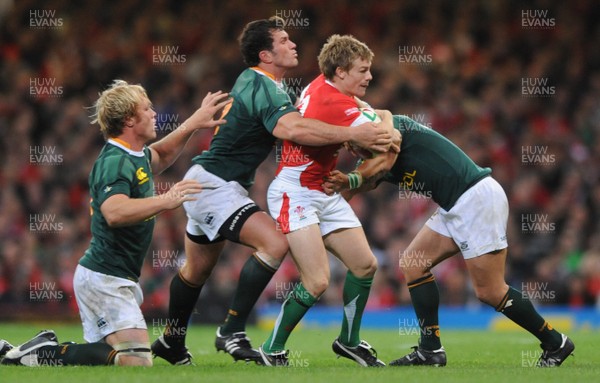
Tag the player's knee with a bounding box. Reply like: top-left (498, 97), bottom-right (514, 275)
top-left (399, 252), bottom-right (430, 275)
top-left (304, 275), bottom-right (330, 297)
top-left (254, 251), bottom-right (284, 270)
top-left (180, 255), bottom-right (215, 284)
top-left (473, 286), bottom-right (503, 306)
top-left (262, 235), bottom-right (289, 261)
top-left (114, 342), bottom-right (152, 367)
top-left (350, 255), bottom-right (378, 278)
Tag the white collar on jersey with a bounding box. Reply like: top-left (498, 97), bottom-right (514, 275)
top-left (107, 139), bottom-right (146, 157)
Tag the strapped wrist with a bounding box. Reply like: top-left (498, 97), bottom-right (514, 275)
top-left (347, 171), bottom-right (363, 189)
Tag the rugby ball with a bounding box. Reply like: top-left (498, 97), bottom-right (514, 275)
top-left (359, 107), bottom-right (382, 123)
top-left (348, 107), bottom-right (381, 159)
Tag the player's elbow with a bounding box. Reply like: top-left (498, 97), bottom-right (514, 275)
top-left (104, 211), bottom-right (124, 228)
top-left (273, 112), bottom-right (303, 142)
top-left (100, 197), bottom-right (129, 227)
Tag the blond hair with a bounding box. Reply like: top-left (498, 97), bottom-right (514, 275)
top-left (91, 80), bottom-right (148, 139)
top-left (318, 34), bottom-right (374, 80)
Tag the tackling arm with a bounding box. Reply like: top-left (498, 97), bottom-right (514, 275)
top-left (272, 112), bottom-right (392, 153)
top-left (322, 129), bottom-right (400, 200)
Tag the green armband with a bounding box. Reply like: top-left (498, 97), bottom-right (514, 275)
top-left (348, 171), bottom-right (363, 190)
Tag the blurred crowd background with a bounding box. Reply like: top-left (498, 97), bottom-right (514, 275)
top-left (1, 0), bottom-right (599, 323)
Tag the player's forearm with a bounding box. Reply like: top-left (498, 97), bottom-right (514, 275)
top-left (356, 150), bottom-right (397, 182)
top-left (101, 195), bottom-right (170, 227)
top-left (274, 113), bottom-right (351, 145)
top-left (274, 111), bottom-right (391, 151)
top-left (149, 121), bottom-right (196, 174)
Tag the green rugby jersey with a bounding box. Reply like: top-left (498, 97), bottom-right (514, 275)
top-left (193, 67), bottom-right (297, 188)
top-left (79, 140), bottom-right (155, 281)
top-left (382, 115), bottom-right (491, 211)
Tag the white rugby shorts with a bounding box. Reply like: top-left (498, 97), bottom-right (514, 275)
top-left (267, 177), bottom-right (361, 235)
top-left (426, 177), bottom-right (508, 259)
top-left (73, 264), bottom-right (147, 343)
top-left (183, 165), bottom-right (255, 241)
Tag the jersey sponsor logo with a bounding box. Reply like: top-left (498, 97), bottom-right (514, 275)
top-left (136, 167), bottom-right (149, 185)
top-left (398, 170), bottom-right (433, 199)
top-left (344, 107), bottom-right (360, 116)
top-left (400, 170), bottom-right (417, 189)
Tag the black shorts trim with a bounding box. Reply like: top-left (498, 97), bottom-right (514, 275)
top-left (186, 231), bottom-right (226, 245)
top-left (219, 203), bottom-right (262, 243)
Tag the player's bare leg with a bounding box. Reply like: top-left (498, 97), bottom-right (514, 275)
top-left (464, 249), bottom-right (508, 305)
top-left (237, 211), bottom-right (289, 267)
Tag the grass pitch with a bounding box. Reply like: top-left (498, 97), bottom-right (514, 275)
top-left (0, 323), bottom-right (597, 383)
